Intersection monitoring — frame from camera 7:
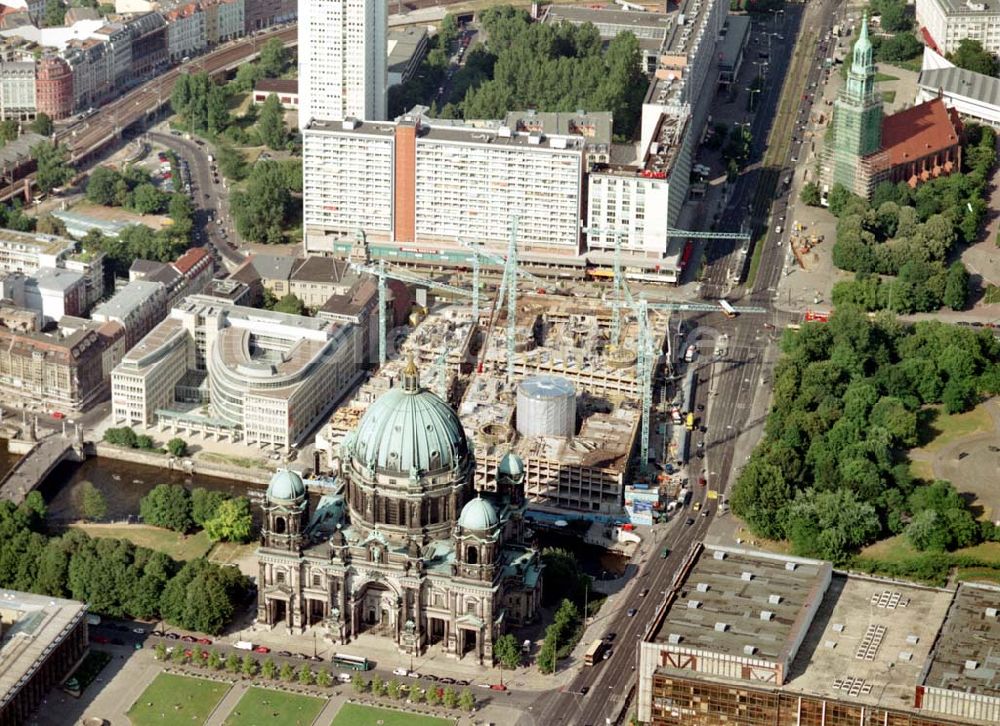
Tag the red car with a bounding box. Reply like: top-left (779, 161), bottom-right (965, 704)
top-left (196, 637), bottom-right (212, 645)
top-left (254, 646), bottom-right (270, 654)
top-left (490, 684), bottom-right (508, 691)
top-left (51, 411), bottom-right (65, 420)
top-left (180, 635), bottom-right (196, 643)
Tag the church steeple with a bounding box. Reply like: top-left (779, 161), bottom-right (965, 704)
top-left (846, 13), bottom-right (876, 104)
top-left (401, 354), bottom-right (420, 393)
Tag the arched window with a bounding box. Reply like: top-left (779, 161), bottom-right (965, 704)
top-left (274, 517), bottom-right (286, 534)
top-left (467, 546), bottom-right (478, 565)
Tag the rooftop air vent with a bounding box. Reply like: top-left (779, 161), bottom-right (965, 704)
top-left (824, 640), bottom-right (837, 649)
top-left (965, 660), bottom-right (979, 670)
top-left (696, 583), bottom-right (710, 593)
top-left (768, 594), bottom-right (782, 605)
top-left (714, 622), bottom-right (728, 632)
top-left (743, 645), bottom-right (756, 656)
top-left (713, 551), bottom-right (726, 560)
top-left (668, 633), bottom-right (682, 644)
top-left (687, 600), bottom-right (701, 609)
top-left (498, 125), bottom-right (512, 138)
top-left (899, 651), bottom-right (913, 662)
top-left (832, 623), bottom-right (845, 633)
top-left (906, 635), bottom-right (920, 645)
top-left (760, 611), bottom-right (774, 621)
top-left (785, 562), bottom-right (797, 571)
top-left (987, 607), bottom-right (998, 618)
top-left (341, 117), bottom-right (359, 130)
top-left (741, 572), bottom-right (753, 582)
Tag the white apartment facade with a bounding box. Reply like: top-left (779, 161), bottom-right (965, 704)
top-left (112, 318), bottom-right (188, 425)
top-left (166, 6), bottom-right (208, 62)
top-left (298, 0), bottom-right (387, 123)
top-left (303, 114), bottom-right (585, 258)
top-left (917, 0), bottom-right (1000, 54)
top-left (587, 172), bottom-right (671, 255)
top-left (0, 231), bottom-right (75, 275)
top-left (0, 62), bottom-right (36, 120)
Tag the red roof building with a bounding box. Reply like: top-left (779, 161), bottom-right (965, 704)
top-left (872, 98), bottom-right (962, 188)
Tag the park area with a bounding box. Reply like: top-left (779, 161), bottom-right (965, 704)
top-left (223, 687), bottom-right (325, 726)
top-left (126, 673), bottom-right (228, 725)
top-left (329, 703), bottom-right (453, 726)
top-left (70, 523), bottom-right (214, 561)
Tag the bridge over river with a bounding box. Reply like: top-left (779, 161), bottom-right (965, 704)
top-left (0, 434), bottom-right (85, 505)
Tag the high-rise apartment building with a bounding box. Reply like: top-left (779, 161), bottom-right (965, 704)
top-left (298, 0), bottom-right (387, 123)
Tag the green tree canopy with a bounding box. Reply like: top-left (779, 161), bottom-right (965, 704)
top-left (204, 497), bottom-right (253, 543)
top-left (948, 38), bottom-right (999, 76)
top-left (78, 482), bottom-right (107, 522)
top-left (257, 94), bottom-right (288, 150)
top-left (231, 160), bottom-right (292, 243)
top-left (139, 484), bottom-right (193, 533)
top-left (31, 112), bottom-right (54, 137)
top-left (32, 141), bottom-right (74, 193)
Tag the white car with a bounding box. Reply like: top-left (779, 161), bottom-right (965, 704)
top-left (338, 673), bottom-right (352, 683)
top-left (392, 667), bottom-right (409, 676)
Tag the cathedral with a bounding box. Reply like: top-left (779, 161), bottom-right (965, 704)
top-left (255, 359), bottom-right (544, 664)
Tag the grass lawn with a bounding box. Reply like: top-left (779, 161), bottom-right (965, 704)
top-left (222, 687), bottom-right (325, 726)
top-left (329, 703), bottom-right (453, 726)
top-left (860, 536), bottom-right (1000, 566)
top-left (916, 404), bottom-right (994, 452)
top-left (874, 72), bottom-right (898, 82)
top-left (127, 673), bottom-right (229, 726)
top-left (881, 90), bottom-right (896, 104)
top-left (199, 451), bottom-right (271, 470)
top-left (70, 523), bottom-right (212, 561)
top-left (208, 540), bottom-right (257, 566)
top-left (908, 459), bottom-right (934, 482)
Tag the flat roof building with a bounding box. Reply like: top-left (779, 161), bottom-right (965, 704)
top-left (0, 590), bottom-right (88, 726)
top-left (387, 26), bottom-right (428, 88)
top-left (918, 46), bottom-right (1000, 128)
top-left (542, 5), bottom-right (673, 72)
top-left (0, 230), bottom-right (75, 276)
top-left (638, 543), bottom-right (994, 725)
top-left (112, 294), bottom-right (367, 449)
top-left (917, 0), bottom-right (1000, 55)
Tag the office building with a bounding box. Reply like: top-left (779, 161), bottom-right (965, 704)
top-left (0, 590), bottom-right (89, 726)
top-left (0, 61), bottom-right (35, 120)
top-left (298, 0), bottom-right (387, 123)
top-left (91, 279), bottom-right (168, 350)
top-left (0, 230), bottom-right (74, 275)
top-left (918, 0), bottom-right (1000, 55)
top-left (918, 46), bottom-right (1000, 127)
top-left (254, 361), bottom-right (543, 662)
top-left (112, 294), bottom-right (366, 449)
top-left (637, 543), bottom-right (999, 726)
top-left (252, 78), bottom-right (298, 110)
top-left (387, 26), bottom-right (428, 87)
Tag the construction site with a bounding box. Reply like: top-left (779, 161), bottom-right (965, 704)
top-left (313, 228), bottom-right (683, 520)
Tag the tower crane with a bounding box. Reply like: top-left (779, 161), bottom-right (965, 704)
top-left (349, 260), bottom-right (475, 367)
top-left (454, 236), bottom-right (545, 322)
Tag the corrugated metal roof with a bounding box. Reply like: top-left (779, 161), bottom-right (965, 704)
top-left (919, 65), bottom-right (1000, 108)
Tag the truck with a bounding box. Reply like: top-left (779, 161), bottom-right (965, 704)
top-left (234, 641), bottom-right (254, 651)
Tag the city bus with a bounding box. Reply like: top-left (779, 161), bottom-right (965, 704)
top-left (583, 639), bottom-right (606, 666)
top-left (332, 653), bottom-right (371, 671)
top-left (718, 300), bottom-right (737, 318)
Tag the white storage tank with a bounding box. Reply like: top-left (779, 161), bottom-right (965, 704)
top-left (516, 375), bottom-right (576, 438)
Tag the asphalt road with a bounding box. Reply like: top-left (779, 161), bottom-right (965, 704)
top-left (147, 131), bottom-right (245, 269)
top-left (525, 4), bottom-right (844, 724)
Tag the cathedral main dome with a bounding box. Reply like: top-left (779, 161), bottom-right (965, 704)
top-left (350, 362), bottom-right (470, 476)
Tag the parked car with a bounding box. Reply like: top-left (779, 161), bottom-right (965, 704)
top-left (627, 608), bottom-right (638, 617)
top-left (254, 646), bottom-right (270, 654)
top-left (180, 635), bottom-right (196, 643)
top-left (605, 632), bottom-right (617, 642)
top-left (277, 650), bottom-right (292, 657)
top-left (685, 518), bottom-right (695, 526)
top-left (580, 686), bottom-right (590, 695)
top-left (439, 677), bottom-right (456, 684)
top-left (393, 667), bottom-right (409, 676)
top-left (196, 638), bottom-right (212, 645)
top-left (639, 588), bottom-right (649, 597)
top-left (338, 673), bottom-right (352, 683)
top-left (164, 632), bottom-right (179, 640)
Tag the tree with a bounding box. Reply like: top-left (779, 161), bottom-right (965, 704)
top-left (784, 489), bottom-right (881, 562)
top-left (43, 0), bottom-right (66, 27)
top-left (494, 633), bottom-right (521, 686)
top-left (35, 215), bottom-right (67, 236)
top-left (225, 652), bottom-right (240, 672)
top-left (729, 458), bottom-right (792, 540)
top-left (351, 673), bottom-right (367, 693)
top-left (139, 484), bottom-right (193, 532)
top-left (296, 663), bottom-right (313, 684)
top-left (943, 261), bottom-right (969, 311)
top-left (258, 38), bottom-right (287, 77)
top-left (387, 678), bottom-right (401, 699)
top-left (191, 489), bottom-right (228, 527)
top-left (442, 685), bottom-right (458, 709)
top-left (207, 649), bottom-right (222, 670)
top-left (800, 182), bottom-right (821, 207)
top-left (272, 293), bottom-right (305, 316)
top-left (459, 688), bottom-right (476, 712)
top-left (78, 482), bottom-right (107, 522)
top-left (232, 62), bottom-right (262, 93)
top-left (217, 144), bottom-right (248, 181)
top-left (905, 509), bottom-right (951, 551)
top-left (241, 654), bottom-right (257, 678)
top-left (104, 426), bottom-right (138, 448)
top-left (948, 38), bottom-right (999, 76)
top-left (87, 167), bottom-right (120, 205)
top-left (371, 674), bottom-right (384, 696)
top-left (207, 83), bottom-right (231, 135)
top-left (31, 112), bottom-right (54, 137)
top-left (204, 497), bottom-right (253, 542)
top-left (426, 686), bottom-right (441, 705)
top-left (0, 120), bottom-right (18, 144)
top-left (131, 183), bottom-right (166, 214)
top-left (279, 662), bottom-right (295, 682)
top-left (32, 141), bottom-right (74, 193)
top-left (540, 548), bottom-right (588, 606)
top-left (171, 644), bottom-right (188, 664)
top-left (166, 438), bottom-right (188, 457)
top-left (135, 434), bottom-right (155, 450)
top-left (315, 668), bottom-right (331, 687)
top-left (877, 0), bottom-right (912, 32)
top-left (231, 160), bottom-right (292, 243)
top-left (154, 642), bottom-right (167, 660)
top-left (262, 658), bottom-right (277, 680)
top-left (257, 94), bottom-right (287, 150)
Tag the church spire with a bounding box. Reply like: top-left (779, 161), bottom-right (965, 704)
top-left (852, 13), bottom-right (873, 77)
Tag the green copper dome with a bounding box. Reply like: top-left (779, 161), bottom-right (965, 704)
top-left (498, 452), bottom-right (525, 480)
top-left (351, 362), bottom-right (469, 476)
top-left (458, 495), bottom-right (499, 531)
top-left (267, 469), bottom-right (305, 502)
